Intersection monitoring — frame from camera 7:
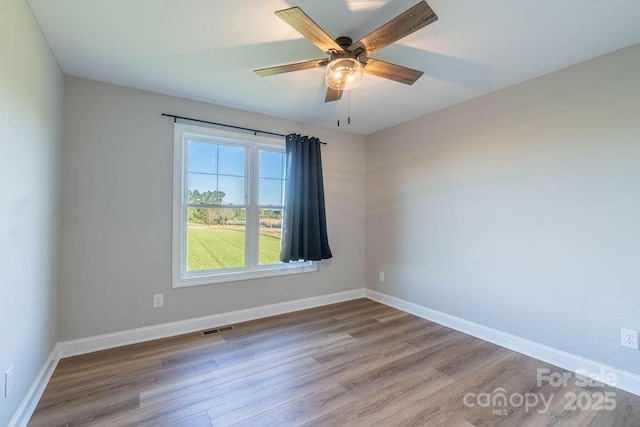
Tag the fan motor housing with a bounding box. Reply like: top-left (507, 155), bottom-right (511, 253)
top-left (330, 37), bottom-right (365, 64)
top-left (335, 36), bottom-right (353, 49)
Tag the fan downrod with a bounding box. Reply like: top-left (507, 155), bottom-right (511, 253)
top-left (331, 37), bottom-right (364, 62)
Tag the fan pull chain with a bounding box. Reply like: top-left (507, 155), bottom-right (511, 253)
top-left (348, 90), bottom-right (351, 125)
top-left (337, 91), bottom-right (341, 127)
top-left (336, 87), bottom-right (355, 127)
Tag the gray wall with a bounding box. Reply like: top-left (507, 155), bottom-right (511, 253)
top-left (59, 77), bottom-right (366, 341)
top-left (0, 0), bottom-right (63, 425)
top-left (366, 44), bottom-right (640, 375)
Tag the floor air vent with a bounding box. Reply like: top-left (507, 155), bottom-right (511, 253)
top-left (202, 325), bottom-right (234, 335)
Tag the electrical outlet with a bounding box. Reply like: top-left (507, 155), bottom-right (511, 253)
top-left (379, 271), bottom-right (385, 282)
top-left (621, 328), bottom-right (639, 350)
top-left (153, 294), bottom-right (164, 308)
top-left (5, 366), bottom-right (13, 398)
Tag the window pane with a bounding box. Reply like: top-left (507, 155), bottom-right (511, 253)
top-left (259, 209), bottom-right (283, 265)
top-left (188, 173), bottom-right (217, 201)
top-left (186, 207), bottom-right (246, 271)
top-left (259, 150), bottom-right (284, 179)
top-left (259, 150), bottom-right (285, 205)
top-left (218, 175), bottom-right (245, 205)
top-left (218, 145), bottom-right (245, 176)
top-left (188, 141), bottom-right (218, 174)
top-left (259, 178), bottom-right (283, 206)
top-left (188, 142), bottom-right (245, 206)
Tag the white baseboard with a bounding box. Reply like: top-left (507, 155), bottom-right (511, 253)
top-left (58, 288), bottom-right (366, 358)
top-left (365, 289), bottom-right (640, 398)
top-left (9, 345), bottom-right (60, 427)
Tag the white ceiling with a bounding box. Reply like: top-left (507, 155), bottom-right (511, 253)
top-left (28, 0), bottom-right (640, 135)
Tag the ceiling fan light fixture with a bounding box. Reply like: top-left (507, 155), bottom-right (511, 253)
top-left (325, 58), bottom-right (363, 90)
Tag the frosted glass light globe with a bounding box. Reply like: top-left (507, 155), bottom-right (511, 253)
top-left (325, 58), bottom-right (364, 90)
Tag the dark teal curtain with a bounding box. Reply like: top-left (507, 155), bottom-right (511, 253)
top-left (280, 134), bottom-right (332, 262)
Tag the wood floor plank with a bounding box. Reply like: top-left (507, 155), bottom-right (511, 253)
top-left (347, 314), bottom-right (431, 339)
top-left (513, 383), bottom-right (600, 427)
top-left (341, 336), bottom-right (504, 399)
top-left (312, 318), bottom-right (444, 366)
top-left (211, 317), bottom-right (379, 367)
top-left (588, 387), bottom-right (640, 426)
top-left (28, 300), bottom-right (640, 427)
top-left (29, 391), bottom-right (139, 427)
top-left (164, 410), bottom-right (212, 427)
top-left (206, 306), bottom-right (385, 367)
top-left (129, 337), bottom-right (415, 426)
top-left (302, 367), bottom-right (455, 426)
top-left (371, 310), bottom-right (411, 323)
top-left (445, 420), bottom-right (476, 427)
top-left (139, 334), bottom-right (357, 407)
top-left (140, 356), bottom-right (321, 409)
top-left (35, 358), bottom-right (162, 409)
top-left (208, 316), bottom-right (339, 355)
top-left (370, 351), bottom-right (538, 426)
top-left (205, 341), bottom-right (422, 425)
top-left (235, 383), bottom-right (355, 427)
top-left (452, 362), bottom-right (577, 426)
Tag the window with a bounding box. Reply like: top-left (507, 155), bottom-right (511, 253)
top-left (172, 124), bottom-right (316, 287)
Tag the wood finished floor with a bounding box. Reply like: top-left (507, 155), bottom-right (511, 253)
top-left (30, 299), bottom-right (640, 426)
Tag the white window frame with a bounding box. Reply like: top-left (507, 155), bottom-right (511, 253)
top-left (172, 123), bottom-right (316, 288)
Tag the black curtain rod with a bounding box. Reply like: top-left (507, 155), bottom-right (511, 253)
top-left (162, 113), bottom-right (327, 145)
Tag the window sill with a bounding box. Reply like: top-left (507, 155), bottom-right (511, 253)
top-left (172, 262), bottom-right (317, 288)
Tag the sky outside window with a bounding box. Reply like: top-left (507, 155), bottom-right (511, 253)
top-left (259, 150), bottom-right (285, 206)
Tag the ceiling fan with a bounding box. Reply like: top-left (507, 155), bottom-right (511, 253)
top-left (254, 1), bottom-right (438, 103)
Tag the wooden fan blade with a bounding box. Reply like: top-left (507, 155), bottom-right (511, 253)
top-left (325, 87), bottom-right (343, 102)
top-left (254, 59), bottom-right (329, 77)
top-left (363, 58), bottom-right (424, 85)
top-left (349, 1), bottom-right (438, 56)
top-left (275, 7), bottom-right (342, 54)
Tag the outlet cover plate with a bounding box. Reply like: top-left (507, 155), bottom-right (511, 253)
top-left (153, 294), bottom-right (164, 308)
top-left (621, 328), bottom-right (639, 350)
